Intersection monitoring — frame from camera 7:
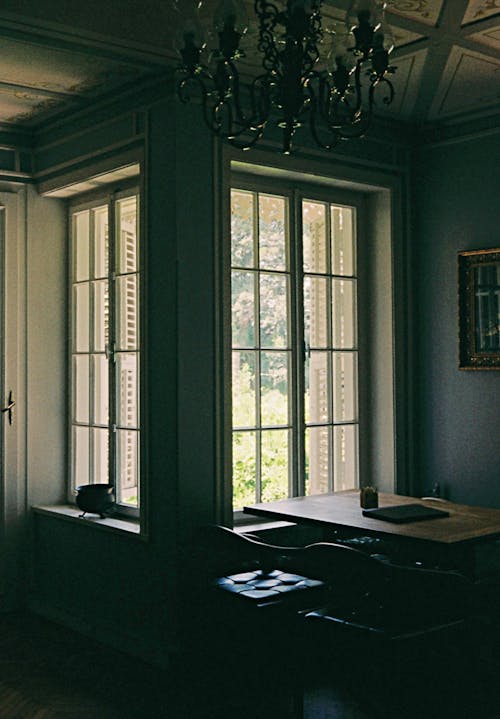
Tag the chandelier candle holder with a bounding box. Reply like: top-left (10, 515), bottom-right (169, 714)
top-left (174, 0), bottom-right (396, 154)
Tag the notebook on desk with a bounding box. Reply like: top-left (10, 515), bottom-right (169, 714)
top-left (362, 503), bottom-right (450, 523)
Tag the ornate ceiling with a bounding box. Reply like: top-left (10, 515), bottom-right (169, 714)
top-left (0, 0), bottom-right (497, 134)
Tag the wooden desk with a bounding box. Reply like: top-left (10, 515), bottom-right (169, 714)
top-left (244, 491), bottom-right (500, 544)
top-left (244, 490), bottom-right (500, 619)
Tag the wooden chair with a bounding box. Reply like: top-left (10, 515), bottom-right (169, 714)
top-left (178, 526), bottom-right (372, 718)
top-left (179, 528), bottom-right (475, 718)
top-left (299, 543), bottom-right (475, 718)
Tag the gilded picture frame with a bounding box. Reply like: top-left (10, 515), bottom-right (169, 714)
top-left (458, 248), bottom-right (500, 370)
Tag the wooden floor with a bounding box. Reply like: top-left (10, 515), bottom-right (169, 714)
top-left (0, 611), bottom-right (499, 719)
top-left (0, 611), bottom-right (171, 719)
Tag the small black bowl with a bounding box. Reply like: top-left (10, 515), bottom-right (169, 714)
top-left (75, 484), bottom-right (115, 518)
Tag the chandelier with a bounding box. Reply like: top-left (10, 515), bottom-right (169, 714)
top-left (174, 0), bottom-right (396, 154)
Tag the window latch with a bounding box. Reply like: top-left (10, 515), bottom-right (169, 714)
top-left (1, 390), bottom-right (15, 425)
top-left (106, 343), bottom-right (117, 363)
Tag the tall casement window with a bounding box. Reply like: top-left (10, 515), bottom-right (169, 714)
top-left (70, 188), bottom-right (141, 514)
top-left (230, 183), bottom-right (359, 510)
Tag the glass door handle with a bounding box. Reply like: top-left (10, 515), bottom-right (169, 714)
top-left (1, 390), bottom-right (15, 425)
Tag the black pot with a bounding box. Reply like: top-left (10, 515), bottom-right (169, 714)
top-left (75, 484), bottom-right (115, 518)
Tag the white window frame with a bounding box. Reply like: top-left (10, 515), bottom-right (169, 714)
top-left (226, 173), bottom-right (368, 518)
top-left (68, 181), bottom-right (143, 519)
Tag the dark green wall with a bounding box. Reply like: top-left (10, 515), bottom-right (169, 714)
top-left (413, 131), bottom-right (500, 507)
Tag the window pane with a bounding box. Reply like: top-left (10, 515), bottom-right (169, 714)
top-left (93, 280), bottom-right (109, 352)
top-left (260, 273), bottom-right (288, 348)
top-left (116, 429), bottom-right (139, 506)
top-left (230, 186), bottom-right (359, 509)
top-left (93, 354), bottom-right (109, 426)
top-left (92, 428), bottom-right (109, 483)
top-left (116, 275), bottom-right (139, 350)
top-left (305, 351), bottom-right (329, 425)
top-left (116, 352), bottom-right (139, 428)
top-left (73, 355), bottom-right (89, 424)
top-left (259, 195), bottom-right (286, 271)
top-left (261, 429), bottom-right (289, 502)
top-left (70, 192), bottom-right (141, 511)
top-left (333, 425), bottom-right (358, 491)
top-left (232, 431), bottom-right (256, 509)
top-left (116, 197), bottom-right (138, 274)
top-left (73, 283), bottom-right (90, 352)
top-left (333, 352), bottom-right (357, 423)
top-left (94, 206), bottom-right (108, 279)
top-left (231, 190), bottom-right (254, 268)
top-left (73, 426), bottom-right (90, 487)
top-left (232, 351), bottom-right (256, 429)
top-left (261, 351), bottom-right (289, 427)
top-left (231, 270), bottom-right (255, 348)
top-left (331, 206), bottom-right (355, 277)
top-left (304, 276), bottom-right (328, 348)
top-left (332, 278), bottom-right (357, 349)
top-left (303, 201), bottom-right (326, 273)
top-left (306, 426), bottom-right (330, 495)
top-left (73, 211), bottom-right (90, 282)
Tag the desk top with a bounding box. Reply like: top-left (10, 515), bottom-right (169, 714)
top-left (243, 491), bottom-right (500, 545)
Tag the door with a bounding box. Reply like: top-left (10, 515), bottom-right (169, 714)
top-left (0, 189), bottom-right (26, 611)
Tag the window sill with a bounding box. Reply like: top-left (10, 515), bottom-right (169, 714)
top-left (33, 505), bottom-right (143, 538)
top-left (233, 510), bottom-right (295, 534)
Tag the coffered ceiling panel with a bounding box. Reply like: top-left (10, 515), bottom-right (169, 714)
top-left (469, 25), bottom-right (500, 50)
top-left (429, 45), bottom-right (500, 119)
top-left (0, 36), bottom-right (141, 125)
top-left (0, 87), bottom-right (60, 124)
top-left (462, 0), bottom-right (500, 25)
top-left (386, 0), bottom-right (445, 26)
top-left (0, 37), bottom-right (138, 96)
top-left (379, 49), bottom-right (428, 119)
top-left (392, 26), bottom-right (426, 47)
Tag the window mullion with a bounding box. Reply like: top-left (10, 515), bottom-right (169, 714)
top-left (89, 210), bottom-right (96, 484)
top-left (108, 196), bottom-right (117, 495)
top-left (292, 191), bottom-right (304, 498)
top-left (254, 193), bottom-right (262, 503)
top-left (326, 202), bottom-right (335, 492)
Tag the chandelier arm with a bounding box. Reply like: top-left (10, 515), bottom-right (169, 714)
top-left (227, 126), bottom-right (265, 151)
top-left (177, 71), bottom-right (212, 105)
top-left (351, 59), bottom-right (365, 121)
top-left (310, 72), bottom-right (332, 127)
top-left (203, 93), bottom-right (237, 138)
top-left (312, 73), bottom-right (350, 132)
top-left (177, 72), bottom-right (243, 140)
top-left (205, 86), bottom-right (265, 147)
top-left (335, 103), bottom-right (372, 140)
top-left (202, 99), bottom-right (224, 136)
top-left (370, 75), bottom-right (395, 107)
top-left (225, 59), bottom-right (251, 125)
top-left (248, 74), bottom-right (272, 128)
top-left (307, 82), bottom-right (341, 152)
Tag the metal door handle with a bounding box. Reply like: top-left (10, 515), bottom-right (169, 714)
top-left (1, 390), bottom-right (15, 425)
